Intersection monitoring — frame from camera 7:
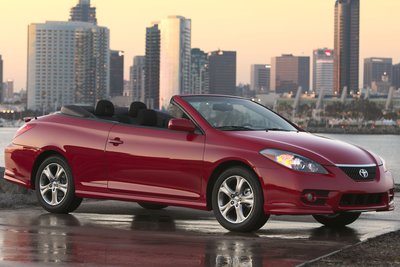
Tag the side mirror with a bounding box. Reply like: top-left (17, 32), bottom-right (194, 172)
top-left (168, 118), bottom-right (196, 133)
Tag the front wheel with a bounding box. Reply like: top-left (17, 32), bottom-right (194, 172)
top-left (313, 212), bottom-right (361, 228)
top-left (212, 167), bottom-right (269, 232)
top-left (35, 156), bottom-right (82, 213)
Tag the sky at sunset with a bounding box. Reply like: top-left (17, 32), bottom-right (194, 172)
top-left (0, 0), bottom-right (399, 90)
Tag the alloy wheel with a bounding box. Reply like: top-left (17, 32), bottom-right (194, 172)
top-left (39, 163), bottom-right (69, 206)
top-left (217, 175), bottom-right (254, 224)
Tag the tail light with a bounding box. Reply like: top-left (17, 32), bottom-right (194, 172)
top-left (14, 123), bottom-right (35, 139)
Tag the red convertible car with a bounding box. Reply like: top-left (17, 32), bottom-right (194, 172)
top-left (4, 95), bottom-right (394, 232)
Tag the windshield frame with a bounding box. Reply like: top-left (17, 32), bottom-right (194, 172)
top-left (181, 95), bottom-right (301, 132)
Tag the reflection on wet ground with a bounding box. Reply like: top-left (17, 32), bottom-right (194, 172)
top-left (0, 198), bottom-right (399, 267)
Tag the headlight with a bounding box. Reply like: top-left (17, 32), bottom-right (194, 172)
top-left (378, 156), bottom-right (388, 172)
top-left (260, 149), bottom-right (328, 174)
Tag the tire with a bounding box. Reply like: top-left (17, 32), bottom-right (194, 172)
top-left (35, 155), bottom-right (82, 213)
top-left (313, 212), bottom-right (361, 228)
top-left (212, 167), bottom-right (269, 232)
top-left (138, 202), bottom-right (168, 210)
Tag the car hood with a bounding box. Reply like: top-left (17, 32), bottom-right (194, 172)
top-left (228, 131), bottom-right (379, 166)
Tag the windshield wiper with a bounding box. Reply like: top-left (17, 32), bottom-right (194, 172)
top-left (215, 125), bottom-right (256, 131)
top-left (265, 128), bottom-right (297, 132)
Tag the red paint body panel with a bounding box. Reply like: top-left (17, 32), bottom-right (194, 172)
top-left (3, 95), bottom-right (395, 215)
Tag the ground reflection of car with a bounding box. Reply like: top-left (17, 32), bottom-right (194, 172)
top-left (4, 95), bottom-right (395, 232)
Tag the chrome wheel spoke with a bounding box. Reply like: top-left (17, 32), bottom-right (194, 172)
top-left (235, 205), bottom-right (246, 223)
top-left (40, 184), bottom-right (51, 195)
top-left (235, 176), bottom-right (246, 193)
top-left (220, 202), bottom-right (234, 217)
top-left (42, 166), bottom-right (54, 180)
top-left (55, 164), bottom-right (64, 180)
top-left (241, 193), bottom-right (254, 206)
top-left (58, 184), bottom-right (68, 194)
top-left (50, 189), bottom-right (59, 205)
top-left (219, 181), bottom-right (235, 197)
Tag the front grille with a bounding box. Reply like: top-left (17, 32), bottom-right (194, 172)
top-left (340, 193), bottom-right (383, 206)
top-left (339, 166), bottom-right (376, 181)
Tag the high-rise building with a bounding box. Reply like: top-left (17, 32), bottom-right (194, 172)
top-left (250, 64), bottom-right (270, 94)
top-left (27, 21), bottom-right (110, 111)
top-left (363, 58), bottom-right (392, 89)
top-left (270, 54), bottom-right (310, 94)
top-left (208, 50), bottom-right (236, 95)
top-left (4, 80), bottom-right (14, 100)
top-left (0, 55), bottom-right (3, 102)
top-left (190, 48), bottom-right (209, 95)
top-left (110, 50), bottom-right (124, 97)
top-left (393, 63), bottom-right (400, 90)
top-left (145, 23), bottom-right (160, 109)
top-left (130, 56), bottom-right (145, 102)
top-left (69, 0), bottom-right (97, 24)
top-left (159, 16), bottom-right (191, 110)
top-left (313, 48), bottom-right (334, 95)
top-left (334, 0), bottom-right (360, 94)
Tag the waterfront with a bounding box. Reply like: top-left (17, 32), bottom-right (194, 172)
top-left (0, 128), bottom-right (399, 184)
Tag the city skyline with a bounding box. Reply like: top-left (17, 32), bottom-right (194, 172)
top-left (0, 0), bottom-right (399, 90)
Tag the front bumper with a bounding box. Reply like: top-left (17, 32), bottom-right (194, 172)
top-left (257, 164), bottom-right (394, 215)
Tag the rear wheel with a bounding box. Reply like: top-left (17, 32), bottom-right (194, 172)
top-left (138, 202), bottom-right (168, 210)
top-left (35, 156), bottom-right (82, 213)
top-left (212, 167), bottom-right (269, 232)
top-left (313, 212), bottom-right (361, 228)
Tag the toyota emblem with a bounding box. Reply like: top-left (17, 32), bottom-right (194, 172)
top-left (359, 169), bottom-right (369, 178)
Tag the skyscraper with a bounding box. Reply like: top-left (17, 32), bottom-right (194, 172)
top-left (69, 0), bottom-right (97, 24)
top-left (313, 48), bottom-right (334, 95)
top-left (393, 63), bottom-right (400, 90)
top-left (27, 21), bottom-right (110, 111)
top-left (190, 48), bottom-right (209, 95)
top-left (0, 55), bottom-right (3, 103)
top-left (145, 23), bottom-right (160, 109)
top-left (250, 64), bottom-right (270, 94)
top-left (109, 50), bottom-right (124, 97)
top-left (130, 56), bottom-right (146, 102)
top-left (4, 80), bottom-right (14, 101)
top-left (208, 50), bottom-right (236, 96)
top-left (159, 16), bottom-right (191, 110)
top-left (363, 58), bottom-right (392, 89)
top-left (270, 54), bottom-right (310, 94)
top-left (334, 0), bottom-right (360, 94)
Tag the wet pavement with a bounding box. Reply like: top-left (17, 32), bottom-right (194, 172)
top-left (0, 198), bottom-right (399, 267)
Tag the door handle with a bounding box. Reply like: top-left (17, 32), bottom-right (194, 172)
top-left (109, 137), bottom-right (124, 146)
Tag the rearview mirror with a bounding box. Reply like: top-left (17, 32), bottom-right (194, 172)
top-left (168, 118), bottom-right (196, 132)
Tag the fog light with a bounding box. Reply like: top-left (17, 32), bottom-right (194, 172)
top-left (304, 192), bottom-right (317, 202)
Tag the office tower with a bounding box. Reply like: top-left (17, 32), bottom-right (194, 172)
top-left (190, 48), bottom-right (209, 95)
top-left (4, 80), bottom-right (14, 100)
top-left (363, 58), bottom-right (392, 89)
top-left (27, 21), bottom-right (110, 111)
top-left (334, 0), bottom-right (360, 94)
top-left (69, 0), bottom-right (97, 24)
top-left (145, 23), bottom-right (160, 109)
top-left (313, 48), bottom-right (334, 95)
top-left (393, 63), bottom-right (400, 89)
top-left (130, 56), bottom-right (146, 102)
top-left (109, 50), bottom-right (124, 97)
top-left (0, 55), bottom-right (3, 102)
top-left (208, 50), bottom-right (236, 95)
top-left (270, 54), bottom-right (310, 94)
top-left (250, 64), bottom-right (270, 94)
top-left (159, 16), bottom-right (191, 110)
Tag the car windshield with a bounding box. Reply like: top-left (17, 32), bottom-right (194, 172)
top-left (182, 96), bottom-right (298, 131)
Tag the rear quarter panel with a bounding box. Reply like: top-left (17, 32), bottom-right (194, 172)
top-left (11, 114), bottom-right (115, 191)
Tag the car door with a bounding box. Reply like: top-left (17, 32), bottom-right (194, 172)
top-left (105, 122), bottom-right (205, 200)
